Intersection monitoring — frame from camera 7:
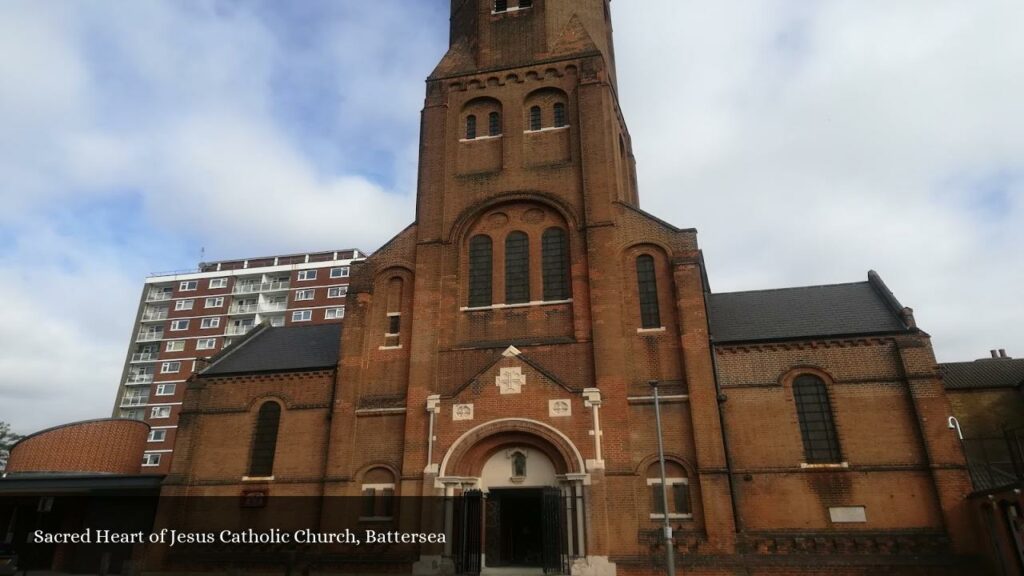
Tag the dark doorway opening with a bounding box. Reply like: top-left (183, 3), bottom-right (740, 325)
top-left (486, 489), bottom-right (544, 568)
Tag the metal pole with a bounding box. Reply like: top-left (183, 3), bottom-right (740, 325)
top-left (650, 380), bottom-right (676, 576)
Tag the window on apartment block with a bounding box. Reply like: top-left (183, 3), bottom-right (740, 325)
top-left (205, 297), bottom-right (224, 308)
top-left (296, 289), bottom-right (315, 301)
top-left (636, 255), bottom-right (661, 329)
top-left (160, 361), bottom-right (181, 374)
top-left (200, 317), bottom-right (220, 329)
top-left (465, 115), bottom-right (477, 139)
top-left (328, 286), bottom-right (348, 298)
top-left (360, 468), bottom-right (397, 520)
top-left (793, 375), bottom-right (843, 464)
top-left (209, 278), bottom-right (228, 289)
top-left (647, 462), bottom-right (692, 519)
top-left (292, 310), bottom-right (312, 322)
top-left (196, 338), bottom-right (217, 350)
top-left (179, 280), bottom-right (198, 291)
top-left (297, 270), bottom-right (317, 281)
top-left (170, 319), bottom-right (189, 331)
top-left (148, 429), bottom-right (167, 443)
top-left (325, 308), bottom-right (345, 320)
top-left (150, 406), bottom-right (171, 419)
top-left (156, 383), bottom-right (177, 396)
top-left (505, 232), bottom-right (530, 304)
top-left (142, 453), bottom-right (162, 467)
top-left (468, 235), bottom-right (493, 308)
top-left (248, 401), bottom-right (281, 478)
top-left (330, 266), bottom-right (350, 279)
top-left (166, 340), bottom-right (185, 352)
top-left (174, 299), bottom-right (194, 311)
top-left (541, 227), bottom-right (570, 301)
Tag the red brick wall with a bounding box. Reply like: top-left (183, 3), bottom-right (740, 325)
top-left (7, 419), bottom-right (149, 475)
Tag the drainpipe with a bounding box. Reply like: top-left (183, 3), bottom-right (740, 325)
top-left (426, 395), bottom-right (441, 474)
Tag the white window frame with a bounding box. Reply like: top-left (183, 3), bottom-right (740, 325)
top-left (295, 289), bottom-right (315, 301)
top-left (170, 319), bottom-right (189, 331)
top-left (196, 338), bottom-right (217, 350)
top-left (174, 299), bottom-right (194, 311)
top-left (160, 361), bottom-right (181, 374)
top-left (647, 477), bottom-right (692, 520)
top-left (205, 297), bottom-right (224, 308)
top-left (200, 317), bottom-right (221, 329)
top-left (165, 340), bottom-right (185, 352)
top-left (155, 383), bottom-right (177, 396)
top-left (142, 453), bottom-right (162, 466)
top-left (179, 280), bottom-right (198, 292)
top-left (297, 270), bottom-right (317, 281)
top-left (328, 286), bottom-right (348, 298)
top-left (330, 267), bottom-right (350, 279)
top-left (147, 429), bottom-right (167, 443)
top-left (325, 308), bottom-right (345, 320)
top-left (292, 310), bottom-right (312, 322)
top-left (150, 406), bottom-right (171, 419)
top-left (209, 278), bottom-right (228, 289)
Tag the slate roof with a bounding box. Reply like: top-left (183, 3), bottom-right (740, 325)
top-left (708, 272), bottom-right (912, 344)
top-left (202, 323), bottom-right (342, 376)
top-left (941, 357), bottom-right (1024, 390)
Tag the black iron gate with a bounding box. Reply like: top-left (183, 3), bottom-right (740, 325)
top-left (453, 490), bottom-right (482, 576)
top-left (541, 487), bottom-right (570, 575)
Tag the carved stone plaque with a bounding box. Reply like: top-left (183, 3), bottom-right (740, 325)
top-left (496, 367), bottom-right (525, 395)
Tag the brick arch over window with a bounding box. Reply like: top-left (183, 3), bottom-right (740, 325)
top-left (462, 97), bottom-right (503, 139)
top-left (524, 87), bottom-right (569, 132)
top-left (248, 400), bottom-right (281, 478)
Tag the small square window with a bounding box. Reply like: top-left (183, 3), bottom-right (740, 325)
top-left (360, 484), bottom-right (396, 520)
top-left (209, 278), bottom-right (228, 289)
top-left (174, 299), bottom-right (194, 311)
top-left (297, 270), bottom-right (317, 281)
top-left (292, 310), bottom-right (312, 322)
top-left (170, 319), bottom-right (189, 331)
top-left (325, 307), bottom-right (345, 320)
top-left (148, 430), bottom-right (167, 443)
top-left (330, 267), bottom-right (350, 279)
top-left (196, 338), bottom-right (217, 350)
top-left (328, 286), bottom-right (348, 298)
top-left (200, 317), bottom-right (221, 329)
top-left (295, 289), bottom-right (315, 301)
top-left (179, 280), bottom-right (198, 292)
top-left (155, 383), bottom-right (177, 396)
top-left (205, 297), bottom-right (224, 308)
top-left (142, 453), bottom-right (162, 466)
top-left (166, 340), bottom-right (185, 352)
top-left (161, 361), bottom-right (181, 374)
top-left (150, 406), bottom-right (171, 419)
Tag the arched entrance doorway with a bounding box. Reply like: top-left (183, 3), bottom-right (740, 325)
top-left (438, 419), bottom-right (588, 575)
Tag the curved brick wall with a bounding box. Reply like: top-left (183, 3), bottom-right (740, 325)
top-left (6, 418), bottom-right (150, 475)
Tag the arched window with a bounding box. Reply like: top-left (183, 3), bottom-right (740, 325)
top-left (793, 375), bottom-right (842, 464)
top-left (553, 102), bottom-right (567, 127)
top-left (636, 255), bottom-right (661, 329)
top-left (494, 0), bottom-right (508, 13)
top-left (248, 401), bottom-right (281, 477)
top-left (647, 461), bottom-right (691, 519)
top-left (488, 112), bottom-right (502, 136)
top-left (505, 232), bottom-right (530, 304)
top-left (529, 106), bottom-right (542, 131)
top-left (466, 115), bottom-right (477, 140)
top-left (468, 235), bottom-right (493, 308)
top-left (542, 228), bottom-right (569, 301)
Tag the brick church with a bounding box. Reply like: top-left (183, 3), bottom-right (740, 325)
top-left (159, 1), bottom-right (983, 574)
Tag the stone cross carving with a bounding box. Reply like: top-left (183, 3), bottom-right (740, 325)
top-left (496, 367), bottom-right (526, 395)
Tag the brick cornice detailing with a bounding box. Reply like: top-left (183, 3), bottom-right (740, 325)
top-left (716, 338), bottom-right (897, 354)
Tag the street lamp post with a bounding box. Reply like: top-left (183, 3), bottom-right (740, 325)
top-left (650, 380), bottom-right (676, 576)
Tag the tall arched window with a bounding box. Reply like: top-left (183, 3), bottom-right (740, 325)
top-left (553, 102), bottom-right (567, 127)
top-left (488, 112), bottom-right (502, 136)
top-left (542, 228), bottom-right (569, 301)
top-left (466, 115), bottom-right (477, 140)
top-left (505, 232), bottom-right (530, 304)
top-left (248, 401), bottom-right (281, 477)
top-left (636, 255), bottom-right (661, 329)
top-left (793, 375), bottom-right (842, 464)
top-left (529, 106), bottom-right (542, 131)
top-left (468, 235), bottom-right (493, 308)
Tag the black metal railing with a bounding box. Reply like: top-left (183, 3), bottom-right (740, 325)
top-left (963, 427), bottom-right (1024, 492)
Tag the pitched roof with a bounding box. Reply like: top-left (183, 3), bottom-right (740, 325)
top-left (941, 357), bottom-right (1024, 390)
top-left (201, 323), bottom-right (341, 376)
top-left (708, 272), bottom-right (911, 344)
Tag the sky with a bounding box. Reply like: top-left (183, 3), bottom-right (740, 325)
top-left (0, 0), bottom-right (1021, 435)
